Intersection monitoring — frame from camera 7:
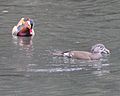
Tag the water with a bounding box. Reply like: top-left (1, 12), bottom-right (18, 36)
top-left (0, 0), bottom-right (120, 96)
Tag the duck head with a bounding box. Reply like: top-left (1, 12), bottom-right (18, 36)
top-left (26, 19), bottom-right (34, 29)
top-left (18, 19), bottom-right (34, 36)
top-left (91, 44), bottom-right (110, 54)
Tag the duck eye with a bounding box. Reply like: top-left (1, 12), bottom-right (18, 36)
top-left (99, 46), bottom-right (104, 50)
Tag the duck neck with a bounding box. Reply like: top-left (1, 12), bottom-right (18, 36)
top-left (90, 53), bottom-right (103, 60)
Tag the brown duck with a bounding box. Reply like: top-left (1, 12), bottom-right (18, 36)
top-left (53, 44), bottom-right (110, 60)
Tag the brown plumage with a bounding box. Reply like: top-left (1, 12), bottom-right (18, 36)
top-left (53, 44), bottom-right (110, 60)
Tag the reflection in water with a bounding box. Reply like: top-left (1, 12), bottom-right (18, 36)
top-left (91, 60), bottom-right (110, 76)
top-left (12, 36), bottom-right (33, 52)
top-left (12, 36), bottom-right (34, 57)
top-left (18, 37), bottom-right (34, 58)
top-left (12, 36), bottom-right (35, 71)
top-left (12, 36), bottom-right (33, 47)
top-left (51, 56), bottom-right (110, 76)
top-left (25, 54), bottom-right (110, 77)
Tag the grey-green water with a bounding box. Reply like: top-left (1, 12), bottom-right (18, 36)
top-left (0, 0), bottom-right (120, 96)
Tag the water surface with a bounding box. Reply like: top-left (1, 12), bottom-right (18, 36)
top-left (0, 0), bottom-right (120, 96)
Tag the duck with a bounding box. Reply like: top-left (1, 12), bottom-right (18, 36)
top-left (53, 44), bottom-right (110, 60)
top-left (12, 17), bottom-right (35, 37)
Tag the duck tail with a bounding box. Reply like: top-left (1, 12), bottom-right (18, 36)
top-left (52, 50), bottom-right (71, 57)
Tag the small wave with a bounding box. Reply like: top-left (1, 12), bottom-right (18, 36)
top-left (2, 10), bottom-right (8, 12)
top-left (27, 67), bottom-right (83, 73)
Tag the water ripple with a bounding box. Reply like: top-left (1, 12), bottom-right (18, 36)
top-left (27, 67), bottom-right (83, 73)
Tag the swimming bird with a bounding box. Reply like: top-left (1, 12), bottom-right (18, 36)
top-left (12, 17), bottom-right (35, 37)
top-left (53, 44), bottom-right (110, 60)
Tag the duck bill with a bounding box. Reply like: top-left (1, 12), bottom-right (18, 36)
top-left (102, 48), bottom-right (110, 54)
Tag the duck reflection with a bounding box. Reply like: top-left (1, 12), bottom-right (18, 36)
top-left (19, 37), bottom-right (32, 47)
top-left (13, 35), bottom-right (32, 45)
top-left (12, 36), bottom-right (34, 57)
top-left (52, 56), bottom-right (110, 76)
top-left (12, 36), bottom-right (35, 71)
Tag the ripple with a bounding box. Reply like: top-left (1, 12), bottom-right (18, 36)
top-left (27, 67), bottom-right (83, 73)
top-left (2, 10), bottom-right (8, 13)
